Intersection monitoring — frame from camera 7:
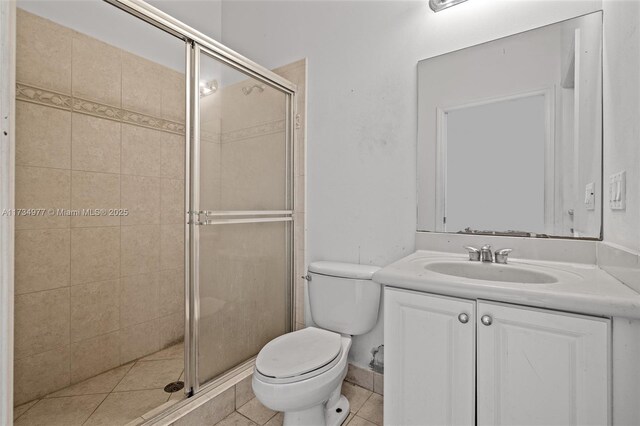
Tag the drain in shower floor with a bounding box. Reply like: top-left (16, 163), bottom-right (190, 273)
top-left (164, 381), bottom-right (185, 393)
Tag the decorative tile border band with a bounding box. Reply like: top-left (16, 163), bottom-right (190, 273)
top-left (220, 119), bottom-right (286, 143)
top-left (17, 82), bottom-right (285, 141)
top-left (16, 84), bottom-right (72, 110)
top-left (16, 82), bottom-right (186, 135)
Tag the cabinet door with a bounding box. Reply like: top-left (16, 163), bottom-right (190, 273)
top-left (384, 288), bottom-right (475, 426)
top-left (477, 301), bottom-right (610, 426)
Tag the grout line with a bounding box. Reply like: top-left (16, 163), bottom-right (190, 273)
top-left (80, 393), bottom-right (110, 425)
top-left (12, 399), bottom-right (40, 422)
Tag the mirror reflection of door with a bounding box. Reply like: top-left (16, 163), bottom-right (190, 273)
top-left (443, 93), bottom-right (547, 234)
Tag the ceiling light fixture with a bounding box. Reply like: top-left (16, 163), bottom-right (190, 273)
top-left (429, 0), bottom-right (469, 12)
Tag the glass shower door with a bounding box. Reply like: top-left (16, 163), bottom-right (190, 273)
top-left (188, 45), bottom-right (294, 392)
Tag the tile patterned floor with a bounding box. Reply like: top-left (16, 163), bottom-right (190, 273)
top-left (13, 343), bottom-right (186, 426)
top-left (215, 381), bottom-right (383, 426)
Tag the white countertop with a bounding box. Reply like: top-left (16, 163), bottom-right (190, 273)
top-left (374, 250), bottom-right (640, 319)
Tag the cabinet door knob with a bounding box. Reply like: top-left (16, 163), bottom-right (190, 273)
top-left (481, 315), bottom-right (493, 326)
top-left (458, 313), bottom-right (469, 324)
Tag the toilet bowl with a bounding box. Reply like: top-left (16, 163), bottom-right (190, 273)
top-left (252, 262), bottom-right (381, 426)
top-left (253, 328), bottom-right (352, 425)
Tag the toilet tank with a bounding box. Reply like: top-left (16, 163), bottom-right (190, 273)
top-left (308, 261), bottom-right (381, 336)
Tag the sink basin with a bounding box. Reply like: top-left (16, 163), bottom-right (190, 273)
top-left (425, 261), bottom-right (558, 284)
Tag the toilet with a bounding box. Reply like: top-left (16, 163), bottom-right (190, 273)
top-left (252, 261), bottom-right (381, 426)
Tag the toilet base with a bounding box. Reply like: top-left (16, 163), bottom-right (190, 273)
top-left (326, 394), bottom-right (350, 426)
top-left (283, 394), bottom-right (350, 426)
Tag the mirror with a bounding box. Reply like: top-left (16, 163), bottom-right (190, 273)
top-left (417, 12), bottom-right (602, 239)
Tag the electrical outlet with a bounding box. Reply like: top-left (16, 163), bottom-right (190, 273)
top-left (609, 171), bottom-right (626, 210)
top-left (584, 182), bottom-right (595, 210)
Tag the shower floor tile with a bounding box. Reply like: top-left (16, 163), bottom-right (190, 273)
top-left (13, 342), bottom-right (184, 426)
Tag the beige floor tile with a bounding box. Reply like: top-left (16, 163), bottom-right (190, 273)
top-left (346, 415), bottom-right (377, 426)
top-left (114, 358), bottom-right (183, 392)
top-left (47, 363), bottom-right (133, 398)
top-left (216, 411), bottom-right (258, 426)
top-left (14, 394), bottom-right (107, 426)
top-left (264, 412), bottom-right (284, 426)
top-left (356, 393), bottom-right (383, 426)
top-left (13, 400), bottom-right (38, 420)
top-left (343, 412), bottom-right (355, 425)
top-left (142, 342), bottom-right (183, 361)
top-left (237, 397), bottom-right (277, 425)
top-left (235, 375), bottom-right (255, 408)
top-left (342, 381), bottom-right (372, 413)
top-left (83, 389), bottom-right (168, 426)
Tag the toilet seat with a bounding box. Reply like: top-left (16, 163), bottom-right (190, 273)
top-left (256, 327), bottom-right (343, 384)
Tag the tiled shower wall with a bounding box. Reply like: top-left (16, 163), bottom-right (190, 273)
top-left (14, 8), bottom-right (307, 407)
top-left (14, 9), bottom-right (185, 405)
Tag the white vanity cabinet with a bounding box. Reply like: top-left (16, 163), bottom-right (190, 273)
top-left (476, 301), bottom-right (610, 426)
top-left (384, 287), bottom-right (611, 426)
top-left (384, 288), bottom-right (476, 425)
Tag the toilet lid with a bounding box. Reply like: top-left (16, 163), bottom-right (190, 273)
top-left (256, 327), bottom-right (342, 379)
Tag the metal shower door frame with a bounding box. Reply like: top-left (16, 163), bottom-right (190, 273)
top-left (188, 43), bottom-right (296, 395)
top-left (103, 0), bottom-right (297, 397)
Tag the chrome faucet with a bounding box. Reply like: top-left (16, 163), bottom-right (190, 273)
top-left (480, 245), bottom-right (493, 262)
top-left (464, 245), bottom-right (513, 264)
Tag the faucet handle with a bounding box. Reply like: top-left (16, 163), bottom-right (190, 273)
top-left (464, 246), bottom-right (481, 261)
top-left (494, 248), bottom-right (513, 264)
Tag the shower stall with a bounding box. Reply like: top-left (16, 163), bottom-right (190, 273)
top-left (8, 0), bottom-right (300, 422)
top-left (187, 37), bottom-right (295, 394)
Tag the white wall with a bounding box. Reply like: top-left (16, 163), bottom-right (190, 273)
top-left (603, 0), bottom-right (640, 253)
top-left (220, 0), bottom-right (604, 367)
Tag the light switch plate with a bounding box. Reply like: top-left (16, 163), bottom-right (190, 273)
top-left (584, 182), bottom-right (595, 211)
top-left (609, 170), bottom-right (626, 210)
